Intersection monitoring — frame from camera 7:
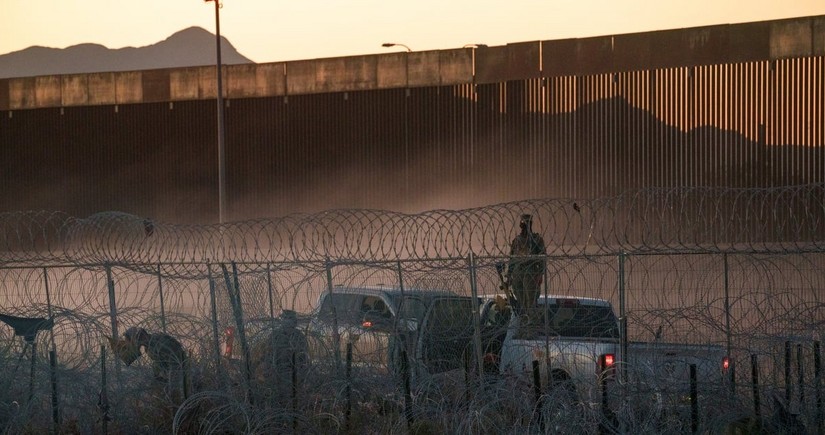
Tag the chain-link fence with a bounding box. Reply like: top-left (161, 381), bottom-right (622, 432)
top-left (1, 185), bottom-right (823, 433)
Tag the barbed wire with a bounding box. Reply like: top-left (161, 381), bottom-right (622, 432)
top-left (0, 185), bottom-right (823, 433)
top-left (1, 184), bottom-right (823, 276)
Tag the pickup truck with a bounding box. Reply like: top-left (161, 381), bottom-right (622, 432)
top-left (307, 286), bottom-right (477, 382)
top-left (479, 295), bottom-right (729, 414)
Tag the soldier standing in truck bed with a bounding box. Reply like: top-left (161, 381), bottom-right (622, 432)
top-left (507, 214), bottom-right (547, 322)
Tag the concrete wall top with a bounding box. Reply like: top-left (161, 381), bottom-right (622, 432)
top-left (1, 14), bottom-right (823, 111)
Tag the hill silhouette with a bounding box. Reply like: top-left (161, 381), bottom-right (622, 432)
top-left (0, 27), bottom-right (253, 79)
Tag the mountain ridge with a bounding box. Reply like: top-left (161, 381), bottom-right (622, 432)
top-left (0, 27), bottom-right (253, 79)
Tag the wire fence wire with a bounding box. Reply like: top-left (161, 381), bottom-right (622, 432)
top-left (0, 184), bottom-right (823, 434)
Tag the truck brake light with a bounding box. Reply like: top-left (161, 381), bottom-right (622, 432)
top-left (598, 353), bottom-right (616, 376)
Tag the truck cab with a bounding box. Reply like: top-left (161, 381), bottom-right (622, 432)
top-left (308, 286), bottom-right (477, 381)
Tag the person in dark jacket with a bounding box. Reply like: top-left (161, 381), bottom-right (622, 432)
top-left (122, 326), bottom-right (188, 397)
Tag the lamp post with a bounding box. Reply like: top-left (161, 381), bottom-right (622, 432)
top-left (205, 0), bottom-right (227, 224)
top-left (381, 43), bottom-right (412, 202)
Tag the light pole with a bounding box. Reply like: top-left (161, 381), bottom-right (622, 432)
top-left (206, 0), bottom-right (227, 224)
top-left (381, 43), bottom-right (412, 202)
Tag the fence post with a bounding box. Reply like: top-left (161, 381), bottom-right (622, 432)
top-left (395, 260), bottom-right (410, 383)
top-left (156, 263), bottom-right (167, 334)
top-left (49, 349), bottom-right (60, 432)
top-left (751, 354), bottom-right (761, 424)
top-left (206, 263), bottom-right (225, 387)
top-left (105, 264), bottom-right (121, 382)
top-left (723, 253), bottom-right (734, 394)
top-left (786, 341), bottom-right (792, 404)
top-left (100, 345), bottom-right (110, 434)
top-left (815, 341), bottom-right (821, 435)
top-left (345, 342), bottom-right (352, 432)
top-left (798, 344), bottom-right (805, 406)
top-left (222, 262), bottom-right (252, 404)
top-left (43, 266), bottom-right (60, 431)
top-left (532, 360), bottom-right (544, 431)
top-left (618, 252), bottom-right (627, 382)
top-left (266, 262), bottom-right (275, 319)
top-left (324, 258), bottom-right (342, 373)
top-left (468, 252), bottom-right (484, 384)
top-left (42, 267), bottom-right (56, 349)
top-left (690, 363), bottom-right (698, 433)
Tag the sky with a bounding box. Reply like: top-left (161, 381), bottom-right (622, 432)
top-left (3, 1), bottom-right (825, 64)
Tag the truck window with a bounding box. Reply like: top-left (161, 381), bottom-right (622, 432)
top-left (391, 295), bottom-right (427, 321)
top-left (533, 304), bottom-right (620, 339)
top-left (317, 293), bottom-right (362, 325)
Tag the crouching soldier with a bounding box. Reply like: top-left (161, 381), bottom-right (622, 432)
top-left (120, 327), bottom-right (189, 399)
top-left (250, 310), bottom-right (309, 406)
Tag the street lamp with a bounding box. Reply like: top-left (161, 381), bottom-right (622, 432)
top-left (381, 42), bottom-right (412, 53)
top-left (462, 44), bottom-right (487, 78)
top-left (381, 42), bottom-right (412, 202)
top-left (205, 0), bottom-right (227, 224)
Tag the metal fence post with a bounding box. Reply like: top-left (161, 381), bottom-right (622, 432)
top-left (618, 252), bottom-right (627, 382)
top-left (156, 263), bottom-right (167, 334)
top-left (222, 262), bottom-right (252, 404)
top-left (206, 262), bottom-right (224, 386)
top-left (266, 262), bottom-right (275, 319)
top-left (468, 252), bottom-right (484, 384)
top-left (814, 340), bottom-right (822, 434)
top-left (105, 264), bottom-right (121, 382)
top-left (42, 267), bottom-right (56, 350)
top-left (723, 253), bottom-right (734, 394)
top-left (325, 258), bottom-right (342, 373)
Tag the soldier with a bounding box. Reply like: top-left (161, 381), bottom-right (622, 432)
top-left (249, 310), bottom-right (309, 405)
top-left (506, 214), bottom-right (547, 320)
top-left (122, 326), bottom-right (188, 397)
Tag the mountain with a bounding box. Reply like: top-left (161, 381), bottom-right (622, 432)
top-left (0, 27), bottom-right (253, 79)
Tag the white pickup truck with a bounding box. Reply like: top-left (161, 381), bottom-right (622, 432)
top-left (478, 295), bottom-right (730, 412)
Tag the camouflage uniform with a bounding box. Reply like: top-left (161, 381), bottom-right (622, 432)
top-left (507, 214), bottom-right (547, 316)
